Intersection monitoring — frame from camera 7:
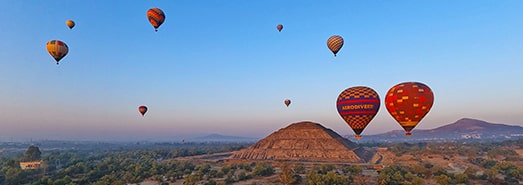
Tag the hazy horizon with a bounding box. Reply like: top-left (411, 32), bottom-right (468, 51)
top-left (1, 1), bottom-right (522, 141)
top-left (1, 117), bottom-right (521, 142)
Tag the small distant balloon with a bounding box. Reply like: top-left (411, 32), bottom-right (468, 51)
top-left (327, 35), bottom-right (344, 57)
top-left (336, 86), bottom-right (380, 139)
top-left (147, 8), bottom-right (165, 32)
top-left (66, 20), bottom-right (75, 29)
top-left (46, 40), bottom-right (69, 65)
top-left (138, 105), bottom-right (148, 116)
top-left (385, 82), bottom-right (434, 136)
top-left (276, 24), bottom-right (283, 32)
top-left (284, 99), bottom-right (291, 107)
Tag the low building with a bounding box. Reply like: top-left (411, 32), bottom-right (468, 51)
top-left (19, 161), bottom-right (42, 170)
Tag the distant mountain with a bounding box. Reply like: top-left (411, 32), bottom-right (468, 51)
top-left (187, 134), bottom-right (258, 143)
top-left (359, 118), bottom-right (523, 142)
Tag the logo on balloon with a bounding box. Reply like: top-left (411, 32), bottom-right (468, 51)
top-left (336, 86), bottom-right (380, 139)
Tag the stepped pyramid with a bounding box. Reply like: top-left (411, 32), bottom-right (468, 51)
top-left (230, 121), bottom-right (371, 163)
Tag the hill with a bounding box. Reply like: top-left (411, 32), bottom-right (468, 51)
top-left (229, 121), bottom-right (375, 162)
top-left (361, 118), bottom-right (523, 142)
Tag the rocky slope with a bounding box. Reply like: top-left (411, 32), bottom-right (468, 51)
top-left (230, 121), bottom-right (371, 162)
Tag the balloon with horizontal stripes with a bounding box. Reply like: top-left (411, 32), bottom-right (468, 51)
top-left (327, 35), bottom-right (344, 57)
top-left (147, 8), bottom-right (165, 32)
top-left (46, 40), bottom-right (69, 65)
top-left (385, 82), bottom-right (434, 137)
top-left (336, 86), bottom-right (380, 139)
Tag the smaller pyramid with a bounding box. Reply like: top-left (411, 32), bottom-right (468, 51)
top-left (230, 121), bottom-right (366, 163)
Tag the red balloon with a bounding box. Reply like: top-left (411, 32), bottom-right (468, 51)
top-left (147, 8), bottom-right (165, 32)
top-left (385, 82), bottom-right (434, 136)
top-left (276, 24), bottom-right (283, 32)
top-left (336, 86), bottom-right (380, 139)
top-left (138, 105), bottom-right (148, 116)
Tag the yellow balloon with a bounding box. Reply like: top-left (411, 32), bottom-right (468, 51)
top-left (46, 40), bottom-right (69, 65)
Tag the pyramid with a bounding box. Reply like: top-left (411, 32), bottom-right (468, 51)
top-left (230, 121), bottom-right (369, 163)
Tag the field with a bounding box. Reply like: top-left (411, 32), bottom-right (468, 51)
top-left (1, 139), bottom-right (522, 185)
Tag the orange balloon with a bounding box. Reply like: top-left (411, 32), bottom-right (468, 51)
top-left (46, 40), bottom-right (69, 65)
top-left (284, 99), bottom-right (291, 107)
top-left (66, 20), bottom-right (75, 29)
top-left (147, 8), bottom-right (165, 32)
top-left (327, 35), bottom-right (344, 57)
top-left (385, 82), bottom-right (434, 136)
top-left (138, 105), bottom-right (148, 116)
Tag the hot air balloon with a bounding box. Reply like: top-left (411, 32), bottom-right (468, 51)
top-left (284, 99), bottom-right (291, 107)
top-left (138, 105), bottom-right (148, 116)
top-left (336, 86), bottom-right (380, 139)
top-left (66, 20), bottom-right (75, 29)
top-left (46, 40), bottom-right (69, 65)
top-left (147, 8), bottom-right (165, 32)
top-left (327, 35), bottom-right (344, 57)
top-left (277, 24), bottom-right (283, 32)
top-left (385, 82), bottom-right (434, 136)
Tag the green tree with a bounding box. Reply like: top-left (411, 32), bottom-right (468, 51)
top-left (279, 164), bottom-right (299, 185)
top-left (252, 163), bottom-right (274, 177)
top-left (92, 174), bottom-right (125, 185)
top-left (434, 174), bottom-right (451, 185)
top-left (391, 171), bottom-right (404, 183)
top-left (23, 145), bottom-right (42, 161)
top-left (221, 165), bottom-right (231, 174)
top-left (463, 166), bottom-right (477, 179)
top-left (294, 163), bottom-right (305, 174)
top-left (184, 174), bottom-right (201, 185)
top-left (306, 169), bottom-right (323, 185)
top-left (237, 171), bottom-right (251, 181)
top-left (204, 180), bottom-right (217, 185)
top-left (377, 164), bottom-right (408, 185)
top-left (324, 171), bottom-right (349, 185)
top-left (411, 176), bottom-right (424, 185)
top-left (454, 173), bottom-right (468, 184)
top-left (431, 165), bottom-right (447, 177)
top-left (342, 165), bottom-right (362, 175)
top-left (52, 176), bottom-right (72, 185)
top-left (410, 164), bottom-right (428, 178)
top-left (5, 167), bottom-right (25, 185)
top-left (224, 172), bottom-right (235, 184)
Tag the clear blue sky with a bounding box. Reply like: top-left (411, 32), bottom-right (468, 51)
top-left (1, 1), bottom-right (522, 141)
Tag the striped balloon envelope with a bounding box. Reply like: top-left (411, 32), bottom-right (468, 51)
top-left (46, 40), bottom-right (69, 65)
top-left (385, 82), bottom-right (434, 136)
top-left (147, 8), bottom-right (165, 32)
top-left (327, 35), bottom-right (344, 57)
top-left (336, 86), bottom-right (380, 139)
